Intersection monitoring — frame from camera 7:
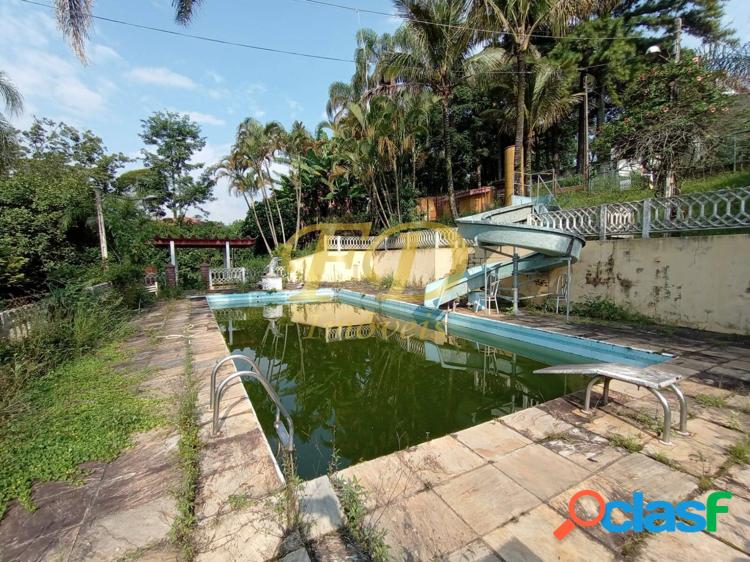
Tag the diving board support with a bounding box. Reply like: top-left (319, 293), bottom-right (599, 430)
top-left (534, 362), bottom-right (690, 445)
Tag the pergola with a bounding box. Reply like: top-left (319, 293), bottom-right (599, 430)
top-left (152, 237), bottom-right (256, 281)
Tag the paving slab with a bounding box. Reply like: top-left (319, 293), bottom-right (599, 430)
top-left (542, 426), bottom-right (626, 470)
top-left (636, 528), bottom-right (743, 561)
top-left (548, 473), bottom-right (640, 553)
top-left (599, 453), bottom-right (697, 502)
top-left (642, 432), bottom-right (727, 477)
top-left (372, 490), bottom-right (477, 561)
top-left (697, 491), bottom-right (750, 555)
top-left (399, 435), bottom-right (486, 486)
top-left (482, 504), bottom-right (616, 561)
top-left (195, 499), bottom-right (287, 562)
top-left (686, 417), bottom-right (746, 452)
top-left (714, 464), bottom-right (750, 500)
top-left (196, 430), bottom-right (282, 519)
top-left (500, 406), bottom-right (574, 442)
top-left (453, 420), bottom-right (531, 461)
top-left (434, 465), bottom-right (540, 535)
top-left (299, 476), bottom-right (344, 540)
top-left (581, 410), bottom-right (654, 444)
top-left (337, 453), bottom-right (423, 511)
top-left (445, 540), bottom-right (502, 562)
top-left (492, 444), bottom-right (591, 501)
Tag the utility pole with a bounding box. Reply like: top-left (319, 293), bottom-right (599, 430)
top-left (674, 17), bottom-right (682, 62)
top-left (583, 74), bottom-right (590, 191)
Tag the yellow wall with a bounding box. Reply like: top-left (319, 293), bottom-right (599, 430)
top-left (289, 234), bottom-right (750, 335)
top-left (549, 234), bottom-right (750, 335)
top-left (287, 247), bottom-right (469, 287)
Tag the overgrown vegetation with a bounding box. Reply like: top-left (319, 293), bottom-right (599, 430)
top-left (0, 342), bottom-right (161, 517)
top-left (171, 343), bottom-right (201, 560)
top-left (608, 433), bottom-right (644, 453)
top-left (330, 476), bottom-right (390, 562)
top-left (571, 297), bottom-right (651, 324)
top-left (555, 170), bottom-right (750, 210)
top-left (0, 286), bottom-right (132, 419)
top-left (694, 394), bottom-right (727, 408)
top-left (728, 435), bottom-right (750, 465)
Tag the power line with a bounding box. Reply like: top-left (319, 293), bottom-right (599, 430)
top-left (18, 0), bottom-right (612, 75)
top-left (291, 0), bottom-right (646, 42)
top-left (19, 0), bottom-right (356, 63)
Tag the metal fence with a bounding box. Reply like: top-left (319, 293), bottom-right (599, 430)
top-left (0, 282), bottom-right (113, 340)
top-left (528, 187), bottom-right (750, 239)
top-left (324, 229), bottom-right (467, 251)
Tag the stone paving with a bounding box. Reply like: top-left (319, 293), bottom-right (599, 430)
top-left (329, 310), bottom-right (750, 561)
top-left (0, 301), bottom-right (191, 562)
top-left (2, 296), bottom-right (749, 562)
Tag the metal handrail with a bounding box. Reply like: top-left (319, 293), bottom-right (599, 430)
top-left (212, 369), bottom-right (295, 451)
top-left (210, 354), bottom-right (263, 411)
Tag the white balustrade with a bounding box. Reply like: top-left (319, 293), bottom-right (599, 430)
top-left (209, 267), bottom-right (247, 290)
top-left (528, 187), bottom-right (750, 239)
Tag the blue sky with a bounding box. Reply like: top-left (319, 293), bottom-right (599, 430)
top-left (2, 0), bottom-right (748, 223)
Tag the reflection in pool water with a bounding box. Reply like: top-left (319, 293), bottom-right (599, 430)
top-left (215, 302), bottom-right (587, 480)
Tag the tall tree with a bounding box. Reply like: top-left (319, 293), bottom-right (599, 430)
top-left (139, 111), bottom-right (214, 222)
top-left (475, 0), bottom-right (602, 195)
top-left (379, 0), bottom-right (504, 219)
top-left (598, 56), bottom-right (729, 196)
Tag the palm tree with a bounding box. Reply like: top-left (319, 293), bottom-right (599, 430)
top-left (235, 118), bottom-right (281, 246)
top-left (379, 0), bottom-right (504, 219)
top-left (284, 121), bottom-right (314, 247)
top-left (214, 153), bottom-right (273, 254)
top-left (0, 71), bottom-right (23, 165)
top-left (55, 0), bottom-right (204, 59)
top-left (474, 0), bottom-right (600, 196)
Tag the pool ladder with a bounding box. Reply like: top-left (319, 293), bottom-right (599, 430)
top-left (210, 354), bottom-right (295, 451)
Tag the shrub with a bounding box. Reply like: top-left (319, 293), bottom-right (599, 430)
top-left (571, 297), bottom-right (651, 323)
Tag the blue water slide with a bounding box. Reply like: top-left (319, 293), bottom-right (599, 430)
top-left (423, 202), bottom-right (586, 308)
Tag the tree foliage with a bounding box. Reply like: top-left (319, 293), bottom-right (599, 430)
top-left (139, 111), bottom-right (215, 222)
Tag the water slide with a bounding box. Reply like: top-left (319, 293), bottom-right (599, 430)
top-left (424, 201), bottom-right (586, 308)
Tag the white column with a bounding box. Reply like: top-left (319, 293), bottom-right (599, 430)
top-left (169, 240), bottom-right (177, 283)
top-left (225, 241), bottom-right (231, 268)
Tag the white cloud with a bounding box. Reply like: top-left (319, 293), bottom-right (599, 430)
top-left (178, 111), bottom-right (226, 126)
top-left (0, 4), bottom-right (56, 48)
top-left (0, 49), bottom-right (107, 118)
top-left (286, 98), bottom-right (303, 118)
top-left (127, 66), bottom-right (197, 89)
top-left (90, 44), bottom-right (123, 64)
top-left (207, 70), bottom-right (224, 84)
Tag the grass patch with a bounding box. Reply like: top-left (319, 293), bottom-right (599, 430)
top-left (728, 435), bottom-right (750, 465)
top-left (694, 394), bottom-right (727, 408)
top-left (698, 474), bottom-right (716, 493)
top-left (170, 344), bottom-right (200, 561)
top-left (621, 532), bottom-right (649, 559)
top-left (649, 452), bottom-right (679, 469)
top-left (608, 433), bottom-right (644, 453)
top-left (227, 493), bottom-right (253, 511)
top-left (0, 343), bottom-right (161, 518)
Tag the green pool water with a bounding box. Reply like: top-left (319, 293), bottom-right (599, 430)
top-left (215, 301), bottom-right (588, 479)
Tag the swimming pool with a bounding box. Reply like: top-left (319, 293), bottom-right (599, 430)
top-left (208, 290), bottom-right (670, 479)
